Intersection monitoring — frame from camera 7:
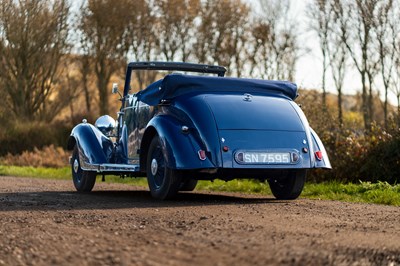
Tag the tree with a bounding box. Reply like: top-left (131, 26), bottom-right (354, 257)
top-left (391, 4), bottom-right (400, 126)
top-left (60, 56), bottom-right (82, 123)
top-left (78, 0), bottom-right (133, 115)
top-left (0, 0), bottom-right (70, 121)
top-left (393, 57), bottom-right (400, 126)
top-left (78, 53), bottom-right (93, 114)
top-left (340, 0), bottom-right (383, 130)
top-left (249, 0), bottom-right (298, 81)
top-left (375, 0), bottom-right (395, 128)
top-left (193, 0), bottom-right (251, 75)
top-left (126, 0), bottom-right (158, 90)
top-left (75, 20), bottom-right (95, 115)
top-left (154, 0), bottom-right (200, 62)
top-left (221, 1), bottom-right (251, 77)
top-left (329, 0), bottom-right (350, 127)
top-left (307, 0), bottom-right (332, 112)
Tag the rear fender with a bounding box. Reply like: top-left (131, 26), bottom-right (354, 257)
top-left (140, 115), bottom-right (216, 171)
top-left (309, 127), bottom-right (332, 169)
top-left (289, 102), bottom-right (331, 169)
top-left (67, 123), bottom-right (113, 169)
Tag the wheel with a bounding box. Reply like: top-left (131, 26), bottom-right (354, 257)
top-left (268, 170), bottom-right (306, 200)
top-left (146, 136), bottom-right (182, 200)
top-left (71, 146), bottom-right (96, 192)
top-left (179, 179), bottom-right (198, 191)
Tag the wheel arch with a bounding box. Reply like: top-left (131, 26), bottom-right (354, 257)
top-left (140, 126), bottom-right (158, 172)
top-left (67, 135), bottom-right (77, 150)
top-left (67, 123), bottom-right (111, 167)
top-left (309, 127), bottom-right (332, 169)
top-left (140, 116), bottom-right (216, 172)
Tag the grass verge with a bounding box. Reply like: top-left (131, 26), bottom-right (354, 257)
top-left (0, 165), bottom-right (399, 206)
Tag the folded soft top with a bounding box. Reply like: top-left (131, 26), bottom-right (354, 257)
top-left (136, 74), bottom-right (298, 106)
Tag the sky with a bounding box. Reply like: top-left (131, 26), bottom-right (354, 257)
top-left (273, 0), bottom-right (359, 94)
top-left (280, 0), bottom-right (395, 105)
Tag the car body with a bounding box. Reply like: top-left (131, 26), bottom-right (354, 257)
top-left (67, 62), bottom-right (331, 200)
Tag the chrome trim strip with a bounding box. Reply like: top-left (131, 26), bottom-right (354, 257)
top-left (99, 163), bottom-right (140, 172)
top-left (80, 161), bottom-right (140, 173)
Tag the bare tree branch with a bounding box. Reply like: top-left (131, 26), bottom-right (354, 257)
top-left (0, 0), bottom-right (70, 121)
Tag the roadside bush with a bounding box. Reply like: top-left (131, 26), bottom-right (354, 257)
top-left (307, 115), bottom-right (400, 184)
top-left (0, 145), bottom-right (70, 168)
top-left (358, 133), bottom-right (400, 184)
top-left (298, 92), bottom-right (400, 184)
top-left (0, 121), bottom-right (71, 156)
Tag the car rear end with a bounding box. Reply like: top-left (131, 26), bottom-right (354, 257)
top-left (177, 91), bottom-right (315, 180)
top-left (205, 93), bottom-right (313, 169)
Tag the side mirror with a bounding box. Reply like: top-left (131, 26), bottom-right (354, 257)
top-left (112, 83), bottom-right (123, 99)
top-left (112, 83), bottom-right (119, 94)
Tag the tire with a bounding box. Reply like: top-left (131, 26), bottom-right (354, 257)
top-left (268, 170), bottom-right (306, 200)
top-left (179, 179), bottom-right (198, 191)
top-left (146, 136), bottom-right (182, 200)
top-left (71, 146), bottom-right (96, 192)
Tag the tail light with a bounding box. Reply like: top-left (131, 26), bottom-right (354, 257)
top-left (198, 150), bottom-right (207, 161)
top-left (315, 151), bottom-right (323, 161)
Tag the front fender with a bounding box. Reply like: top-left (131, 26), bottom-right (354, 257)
top-left (67, 123), bottom-right (113, 168)
top-left (309, 127), bottom-right (332, 169)
top-left (141, 115), bottom-right (216, 170)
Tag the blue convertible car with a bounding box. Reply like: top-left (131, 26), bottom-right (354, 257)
top-left (67, 62), bottom-right (331, 200)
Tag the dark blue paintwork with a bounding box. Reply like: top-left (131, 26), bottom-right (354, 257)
top-left (68, 123), bottom-right (113, 167)
top-left (203, 94), bottom-right (303, 130)
top-left (68, 62), bottom-right (331, 181)
top-left (144, 115), bottom-right (216, 170)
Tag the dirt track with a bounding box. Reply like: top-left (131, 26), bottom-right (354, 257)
top-left (0, 176), bottom-right (399, 266)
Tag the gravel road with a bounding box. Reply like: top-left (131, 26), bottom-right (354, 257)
top-left (0, 176), bottom-right (399, 266)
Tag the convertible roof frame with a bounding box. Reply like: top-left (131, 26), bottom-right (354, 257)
top-left (123, 61), bottom-right (226, 96)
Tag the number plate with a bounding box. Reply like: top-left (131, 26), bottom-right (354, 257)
top-left (235, 151), bottom-right (293, 164)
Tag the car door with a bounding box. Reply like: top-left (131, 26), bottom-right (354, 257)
top-left (136, 100), bottom-right (154, 151)
top-left (121, 94), bottom-right (140, 164)
top-left (122, 95), bottom-right (155, 164)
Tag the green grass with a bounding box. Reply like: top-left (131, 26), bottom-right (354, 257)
top-left (196, 179), bottom-right (273, 194)
top-left (0, 165), bottom-right (149, 186)
top-left (0, 165), bottom-right (399, 206)
top-left (0, 165), bottom-right (70, 180)
top-left (303, 181), bottom-right (400, 206)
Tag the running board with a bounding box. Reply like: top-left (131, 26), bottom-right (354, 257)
top-left (98, 163), bottom-right (140, 173)
top-left (80, 161), bottom-right (140, 173)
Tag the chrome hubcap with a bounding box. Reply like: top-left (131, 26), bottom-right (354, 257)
top-left (151, 158), bottom-right (158, 176)
top-left (73, 159), bottom-right (79, 173)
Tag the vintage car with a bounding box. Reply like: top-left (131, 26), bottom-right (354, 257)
top-left (67, 62), bottom-right (331, 200)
